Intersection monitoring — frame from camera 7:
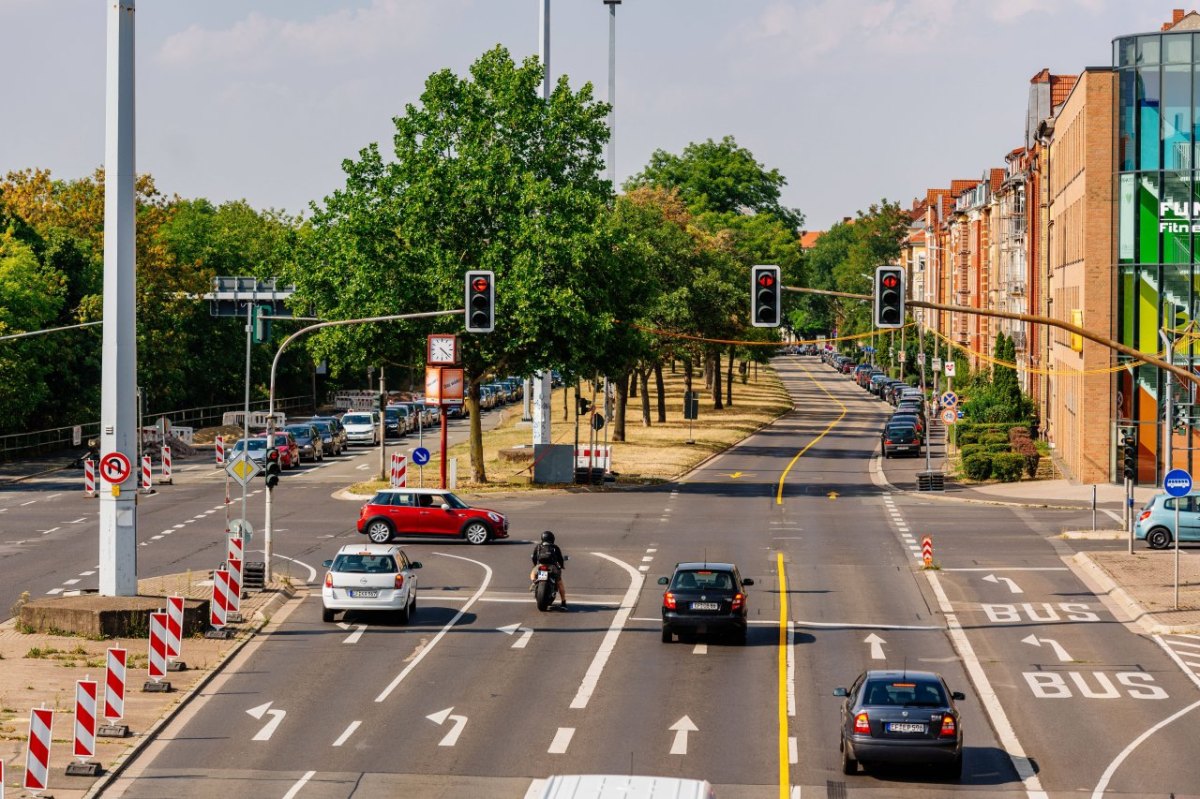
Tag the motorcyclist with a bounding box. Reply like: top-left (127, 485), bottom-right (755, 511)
top-left (530, 530), bottom-right (567, 610)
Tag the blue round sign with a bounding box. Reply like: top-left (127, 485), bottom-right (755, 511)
top-left (411, 447), bottom-right (431, 466)
top-left (1164, 468), bottom-right (1192, 497)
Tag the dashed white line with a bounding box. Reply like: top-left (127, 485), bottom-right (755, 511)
top-left (693, 643), bottom-right (707, 655)
top-left (39, 527), bottom-right (60, 535)
top-left (63, 579), bottom-right (79, 585)
top-left (641, 556), bottom-right (654, 562)
top-left (282, 770), bottom-right (316, 799)
top-left (46, 588), bottom-right (64, 595)
top-left (21, 500), bottom-right (36, 506)
top-left (173, 524), bottom-right (185, 529)
top-left (646, 548), bottom-right (658, 553)
top-left (548, 727), bottom-right (575, 754)
top-left (332, 720), bottom-right (361, 747)
top-left (151, 535), bottom-right (164, 541)
top-left (79, 571), bottom-right (95, 576)
top-left (638, 565), bottom-right (649, 572)
top-left (67, 517), bottom-right (87, 524)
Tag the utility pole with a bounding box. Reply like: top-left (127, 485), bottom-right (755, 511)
top-left (98, 0), bottom-right (138, 596)
top-left (530, 0), bottom-right (553, 448)
top-left (378, 369), bottom-right (388, 482)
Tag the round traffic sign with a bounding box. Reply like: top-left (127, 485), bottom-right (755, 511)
top-left (411, 447), bottom-right (431, 466)
top-left (1164, 468), bottom-right (1192, 497)
top-left (99, 452), bottom-right (132, 484)
top-left (940, 409), bottom-right (957, 425)
top-left (941, 391), bottom-right (958, 408)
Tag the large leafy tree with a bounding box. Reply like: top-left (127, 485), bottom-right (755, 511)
top-left (0, 232), bottom-right (66, 427)
top-left (296, 46), bottom-right (613, 481)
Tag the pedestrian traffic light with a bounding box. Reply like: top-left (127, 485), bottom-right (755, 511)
top-left (1174, 403), bottom-right (1191, 432)
top-left (751, 265), bottom-right (782, 328)
top-left (576, 397), bottom-right (591, 416)
top-left (264, 447), bottom-right (281, 489)
top-left (253, 304), bottom-right (272, 343)
top-left (465, 270), bottom-right (495, 333)
top-left (873, 266), bottom-right (905, 329)
top-left (1121, 433), bottom-right (1137, 481)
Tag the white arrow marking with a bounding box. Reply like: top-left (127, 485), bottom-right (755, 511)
top-left (982, 573), bottom-right (1024, 594)
top-left (498, 622), bottom-right (533, 649)
top-left (1021, 634), bottom-right (1073, 662)
top-left (246, 701), bottom-right (286, 741)
top-left (864, 632), bottom-right (887, 660)
top-left (337, 622), bottom-right (367, 645)
top-left (426, 707), bottom-right (468, 747)
top-left (669, 715), bottom-right (698, 755)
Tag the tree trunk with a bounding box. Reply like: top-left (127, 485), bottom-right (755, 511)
top-left (629, 371), bottom-right (638, 398)
top-left (654, 361), bottom-right (666, 423)
top-left (704, 357), bottom-right (713, 390)
top-left (726, 345), bottom-right (734, 406)
top-left (711, 352), bottom-right (724, 410)
top-left (613, 371), bottom-right (630, 442)
top-left (467, 377), bottom-right (486, 483)
top-left (639, 367), bottom-right (651, 426)
top-left (563, 379), bottom-right (569, 420)
top-left (684, 357), bottom-right (693, 396)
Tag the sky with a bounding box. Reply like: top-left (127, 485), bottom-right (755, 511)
top-left (0, 1), bottom-right (1181, 230)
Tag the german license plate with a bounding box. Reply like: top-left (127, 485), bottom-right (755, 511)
top-left (886, 722), bottom-right (926, 734)
top-left (348, 590), bottom-right (378, 598)
top-left (690, 602), bottom-right (719, 611)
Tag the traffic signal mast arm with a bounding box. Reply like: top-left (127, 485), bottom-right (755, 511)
top-left (783, 284), bottom-right (1200, 390)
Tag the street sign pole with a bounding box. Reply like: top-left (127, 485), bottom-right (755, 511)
top-left (1163, 467), bottom-right (1191, 610)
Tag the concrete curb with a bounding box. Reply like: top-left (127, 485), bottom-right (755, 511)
top-left (81, 582), bottom-right (302, 799)
top-left (1065, 551), bottom-right (1195, 635)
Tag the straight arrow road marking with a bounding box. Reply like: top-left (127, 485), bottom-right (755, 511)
top-left (983, 573), bottom-right (1024, 594)
top-left (498, 623), bottom-right (533, 649)
top-left (426, 707), bottom-right (467, 747)
top-left (337, 622), bottom-right (367, 645)
top-left (1021, 634), bottom-right (1073, 662)
top-left (246, 701), bottom-right (286, 741)
top-left (669, 715), bottom-right (697, 755)
top-left (548, 727), bottom-right (574, 754)
top-left (864, 632), bottom-right (887, 660)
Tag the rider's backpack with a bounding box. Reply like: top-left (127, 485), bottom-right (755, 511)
top-left (535, 543), bottom-right (557, 565)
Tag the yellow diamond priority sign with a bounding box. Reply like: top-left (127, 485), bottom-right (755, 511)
top-left (226, 453), bottom-right (262, 487)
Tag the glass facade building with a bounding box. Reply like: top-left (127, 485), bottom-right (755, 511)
top-left (1115, 30), bottom-right (1200, 481)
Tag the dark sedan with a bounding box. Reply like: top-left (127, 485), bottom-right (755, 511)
top-left (881, 423), bottom-right (921, 458)
top-left (834, 670), bottom-right (965, 778)
top-left (658, 562), bottom-right (753, 645)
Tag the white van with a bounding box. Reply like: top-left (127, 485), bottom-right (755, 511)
top-left (525, 775), bottom-right (716, 799)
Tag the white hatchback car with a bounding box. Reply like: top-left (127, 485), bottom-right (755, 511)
top-left (321, 544), bottom-right (421, 623)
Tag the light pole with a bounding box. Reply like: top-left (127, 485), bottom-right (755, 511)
top-left (604, 0), bottom-right (619, 187)
top-left (530, 0), bottom-right (553, 448)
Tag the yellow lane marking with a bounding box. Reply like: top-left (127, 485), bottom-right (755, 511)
top-left (775, 363), bottom-right (849, 504)
top-left (722, 471), bottom-right (755, 479)
top-left (777, 552), bottom-right (789, 798)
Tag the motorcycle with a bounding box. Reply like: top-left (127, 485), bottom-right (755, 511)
top-left (531, 554), bottom-right (568, 612)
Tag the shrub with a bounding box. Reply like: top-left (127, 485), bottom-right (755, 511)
top-left (992, 452), bottom-right (1026, 482)
top-left (1013, 439), bottom-right (1040, 477)
top-left (1008, 426), bottom-right (1030, 442)
top-left (959, 443), bottom-right (985, 461)
top-left (981, 432), bottom-right (1010, 446)
top-left (986, 442), bottom-right (1012, 454)
top-left (957, 429), bottom-right (981, 445)
top-left (962, 453), bottom-right (992, 480)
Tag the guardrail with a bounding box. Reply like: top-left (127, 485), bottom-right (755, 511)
top-left (0, 395), bottom-right (312, 461)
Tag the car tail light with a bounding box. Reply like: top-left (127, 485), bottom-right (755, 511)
top-left (394, 574), bottom-right (404, 589)
top-left (884, 439), bottom-right (893, 445)
top-left (940, 714), bottom-right (957, 737)
top-left (663, 591), bottom-right (676, 610)
top-left (731, 593), bottom-right (745, 611)
top-left (853, 712), bottom-right (870, 735)
top-left (1138, 510), bottom-right (1151, 522)
top-left (324, 572), bottom-right (332, 588)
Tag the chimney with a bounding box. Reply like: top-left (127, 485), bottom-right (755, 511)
top-left (1164, 9), bottom-right (1186, 30)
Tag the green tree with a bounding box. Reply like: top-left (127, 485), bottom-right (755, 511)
top-left (0, 232), bottom-right (66, 427)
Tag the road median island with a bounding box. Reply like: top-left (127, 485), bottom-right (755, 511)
top-left (0, 573), bottom-right (298, 798)
top-left (1071, 550), bottom-right (1200, 634)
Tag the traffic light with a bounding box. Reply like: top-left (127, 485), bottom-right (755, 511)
top-left (873, 266), bottom-right (906, 329)
top-left (1121, 433), bottom-right (1137, 481)
top-left (264, 446), bottom-right (281, 489)
top-left (1174, 403), bottom-right (1191, 432)
top-left (465, 270), bottom-right (495, 333)
top-left (751, 265), bottom-right (781, 328)
top-left (253, 304), bottom-right (272, 343)
top-left (576, 397), bottom-right (592, 416)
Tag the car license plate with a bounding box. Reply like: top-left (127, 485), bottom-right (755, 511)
top-left (348, 590), bottom-right (378, 598)
top-left (886, 722), bottom-right (926, 734)
top-left (690, 602), bottom-right (719, 611)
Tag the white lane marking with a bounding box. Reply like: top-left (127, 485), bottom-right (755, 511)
top-left (67, 517), bottom-right (87, 524)
top-left (425, 707), bottom-right (467, 746)
top-left (925, 570), bottom-right (1046, 798)
top-left (941, 567), bottom-right (1068, 572)
top-left (569, 553), bottom-right (644, 709)
top-left (63, 579), bottom-right (80, 585)
top-left (647, 548), bottom-right (658, 553)
top-left (151, 535), bottom-right (164, 541)
top-left (864, 633), bottom-right (886, 660)
top-left (1165, 639), bottom-right (1200, 649)
top-left (983, 573), bottom-right (1024, 594)
top-left (548, 727), bottom-right (574, 754)
top-left (1021, 634), bottom-right (1073, 662)
top-left (46, 588), bottom-right (64, 595)
top-left (693, 643), bottom-right (707, 655)
top-left (788, 736), bottom-right (798, 764)
top-left (1101, 509), bottom-right (1123, 524)
top-left (337, 623), bottom-right (367, 645)
top-left (183, 519), bottom-right (195, 524)
top-left (1155, 635), bottom-right (1200, 691)
top-left (498, 623), bottom-right (533, 649)
top-left (641, 556), bottom-right (654, 562)
top-left (1089, 698), bottom-right (1200, 798)
top-left (159, 529), bottom-right (173, 535)
top-left (669, 715), bottom-right (697, 755)
top-left (282, 770), bottom-right (316, 799)
top-left (79, 571), bottom-right (95, 576)
top-left (376, 553), bottom-right (492, 703)
top-left (39, 527), bottom-right (60, 535)
top-left (21, 500), bottom-right (36, 506)
top-left (47, 493), bottom-right (61, 499)
top-left (787, 621), bottom-right (796, 717)
top-left (274, 554), bottom-right (317, 584)
top-left (332, 720), bottom-right (361, 747)
top-left (173, 524), bottom-right (185, 529)
top-left (246, 701), bottom-right (287, 741)
top-left (191, 514), bottom-right (206, 521)
top-left (638, 565), bottom-right (649, 572)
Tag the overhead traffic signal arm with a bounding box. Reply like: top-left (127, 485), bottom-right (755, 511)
top-left (751, 265), bottom-right (781, 328)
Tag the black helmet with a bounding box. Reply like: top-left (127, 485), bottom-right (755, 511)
top-left (541, 531), bottom-right (556, 544)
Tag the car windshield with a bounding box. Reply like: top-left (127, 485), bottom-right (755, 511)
top-left (862, 679), bottom-right (947, 707)
top-left (885, 426), bottom-right (915, 439)
top-left (310, 421), bottom-right (331, 434)
top-left (234, 439), bottom-right (266, 451)
top-left (342, 414), bottom-right (371, 425)
top-left (284, 426), bottom-right (311, 438)
top-left (332, 554), bottom-right (397, 573)
top-left (671, 570), bottom-right (735, 591)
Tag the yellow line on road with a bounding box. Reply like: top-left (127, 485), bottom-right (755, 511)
top-left (775, 363), bottom-right (849, 504)
top-left (776, 552), bottom-right (789, 798)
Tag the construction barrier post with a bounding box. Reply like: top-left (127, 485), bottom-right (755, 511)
top-left (98, 647), bottom-right (128, 738)
top-left (226, 557), bottom-right (243, 618)
top-left (165, 595), bottom-right (185, 667)
top-left (140, 454), bottom-right (153, 494)
top-left (922, 536), bottom-right (933, 568)
top-left (161, 445), bottom-right (173, 484)
top-left (84, 459), bottom-right (98, 498)
top-left (144, 612), bottom-right (172, 692)
top-left (24, 707), bottom-right (53, 793)
top-left (390, 453), bottom-right (407, 487)
top-left (65, 679), bottom-right (102, 775)
top-left (215, 434), bottom-right (225, 466)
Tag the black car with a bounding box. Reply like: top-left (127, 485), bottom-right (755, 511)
top-left (658, 562), bottom-right (753, 644)
top-left (834, 670), bottom-right (965, 778)
top-left (307, 418), bottom-right (344, 456)
top-left (284, 423), bottom-right (324, 462)
top-left (383, 407), bottom-right (405, 439)
top-left (890, 412), bottom-right (924, 436)
top-left (882, 423), bottom-right (921, 458)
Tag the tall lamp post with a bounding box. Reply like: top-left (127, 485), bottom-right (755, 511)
top-left (530, 0), bottom-right (553, 447)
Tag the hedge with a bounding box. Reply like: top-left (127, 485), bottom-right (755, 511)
top-left (985, 442), bottom-right (1012, 454)
top-left (981, 432), bottom-right (1010, 446)
top-left (962, 453), bottom-right (992, 480)
top-left (959, 443), bottom-right (985, 461)
top-left (992, 452), bottom-right (1026, 482)
top-left (957, 429), bottom-right (981, 446)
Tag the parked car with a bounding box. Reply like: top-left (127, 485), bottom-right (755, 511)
top-left (356, 488), bottom-right (509, 545)
top-left (306, 418), bottom-right (344, 456)
top-left (833, 669), bottom-right (965, 778)
top-left (881, 422), bottom-right (921, 458)
top-left (341, 412), bottom-right (379, 446)
top-left (320, 543), bottom-right (421, 624)
top-left (284, 423), bottom-right (324, 462)
top-left (890, 412), bottom-right (925, 436)
top-left (1135, 492), bottom-right (1200, 548)
top-left (658, 562), bottom-right (754, 645)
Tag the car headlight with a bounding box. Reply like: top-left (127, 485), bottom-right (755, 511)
top-left (487, 512), bottom-right (501, 523)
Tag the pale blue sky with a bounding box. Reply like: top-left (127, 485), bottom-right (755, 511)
top-left (0, 1), bottom-right (1181, 229)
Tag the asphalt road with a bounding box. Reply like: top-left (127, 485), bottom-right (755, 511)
top-left (8, 359), bottom-right (1200, 798)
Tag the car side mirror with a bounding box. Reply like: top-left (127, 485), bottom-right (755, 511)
top-left (657, 576), bottom-right (669, 585)
top-left (441, 503), bottom-right (451, 511)
top-left (410, 562), bottom-right (422, 570)
top-left (742, 578), bottom-right (755, 586)
top-left (322, 559), bottom-right (333, 568)
top-left (832, 687), bottom-right (848, 697)
top-left (951, 691), bottom-right (965, 701)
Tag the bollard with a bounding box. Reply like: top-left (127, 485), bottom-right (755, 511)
top-left (84, 458), bottom-right (98, 497)
top-left (161, 446), bottom-right (173, 485)
top-left (921, 536), bottom-right (933, 567)
top-left (215, 435), bottom-right (225, 466)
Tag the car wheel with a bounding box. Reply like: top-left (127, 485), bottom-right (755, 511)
top-left (1147, 527), bottom-right (1172, 550)
top-left (365, 519), bottom-right (394, 544)
top-left (395, 597), bottom-right (411, 625)
top-left (463, 521), bottom-right (490, 545)
top-left (661, 625), bottom-right (672, 643)
top-left (322, 607), bottom-right (336, 623)
top-left (841, 740), bottom-right (858, 775)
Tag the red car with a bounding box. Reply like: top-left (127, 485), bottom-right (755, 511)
top-left (254, 432), bottom-right (299, 469)
top-left (356, 489), bottom-right (509, 545)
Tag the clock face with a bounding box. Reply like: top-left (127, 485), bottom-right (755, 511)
top-left (429, 335), bottom-right (456, 364)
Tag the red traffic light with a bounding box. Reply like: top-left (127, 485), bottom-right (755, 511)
top-left (882, 274), bottom-right (899, 289)
top-left (757, 273), bottom-right (776, 288)
top-left (471, 277), bottom-right (490, 292)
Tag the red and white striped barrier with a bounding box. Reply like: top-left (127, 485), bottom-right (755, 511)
top-left (210, 569), bottom-right (231, 629)
top-left (148, 611), bottom-right (168, 682)
top-left (574, 445), bottom-right (613, 471)
top-left (227, 534), bottom-right (244, 563)
top-left (140, 454), bottom-right (153, 493)
top-left (84, 459), bottom-right (98, 497)
top-left (166, 595), bottom-right (184, 660)
top-left (390, 453), bottom-right (407, 487)
top-left (73, 679), bottom-right (98, 761)
top-left (215, 435), bottom-right (226, 466)
top-left (104, 647), bottom-right (126, 722)
top-left (226, 558), bottom-right (243, 613)
top-left (921, 536), bottom-right (933, 567)
top-left (24, 707), bottom-right (53, 792)
top-left (161, 446), bottom-right (172, 484)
